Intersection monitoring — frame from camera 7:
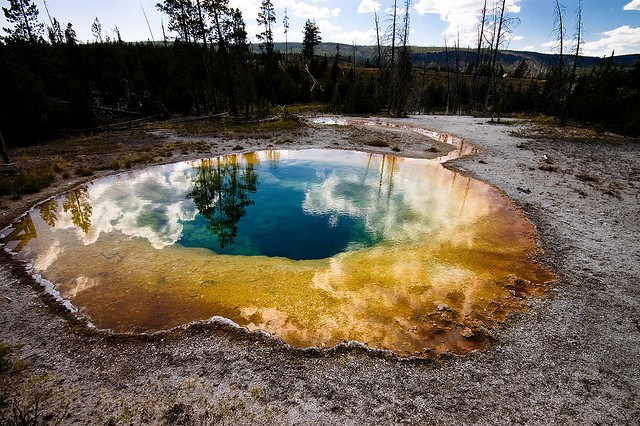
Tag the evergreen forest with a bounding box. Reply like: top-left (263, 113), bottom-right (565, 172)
top-left (1, 0), bottom-right (639, 147)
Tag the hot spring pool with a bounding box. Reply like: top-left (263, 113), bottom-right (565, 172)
top-left (1, 137), bottom-right (554, 357)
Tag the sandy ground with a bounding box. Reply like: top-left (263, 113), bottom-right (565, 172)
top-left (0, 115), bottom-right (638, 424)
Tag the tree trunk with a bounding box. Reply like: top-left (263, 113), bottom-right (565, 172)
top-left (0, 131), bottom-right (11, 164)
top-left (489, 0), bottom-right (507, 122)
top-left (212, 9), bottom-right (238, 116)
top-left (470, 0), bottom-right (487, 113)
top-left (561, 0), bottom-right (581, 125)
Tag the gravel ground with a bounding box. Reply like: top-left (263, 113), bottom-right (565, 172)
top-left (0, 115), bottom-right (638, 424)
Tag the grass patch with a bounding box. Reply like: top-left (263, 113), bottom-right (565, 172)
top-left (168, 113), bottom-right (304, 137)
top-left (392, 145), bottom-right (401, 152)
top-left (50, 156), bottom-right (71, 174)
top-left (576, 173), bottom-right (599, 183)
top-left (67, 135), bottom-right (117, 154)
top-left (123, 156), bottom-right (134, 168)
top-left (0, 342), bottom-right (68, 424)
top-left (109, 158), bottom-right (121, 170)
top-left (74, 167), bottom-right (94, 177)
top-left (0, 165), bottom-right (56, 197)
top-left (538, 165), bottom-right (558, 172)
top-left (426, 146), bottom-right (440, 153)
top-left (365, 139), bottom-right (389, 148)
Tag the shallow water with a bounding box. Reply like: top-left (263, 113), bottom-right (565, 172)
top-left (2, 133), bottom-right (554, 357)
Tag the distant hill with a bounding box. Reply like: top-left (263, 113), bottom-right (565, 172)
top-left (269, 42), bottom-right (639, 72)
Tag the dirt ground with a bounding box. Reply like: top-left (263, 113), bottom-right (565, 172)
top-left (0, 115), bottom-right (638, 424)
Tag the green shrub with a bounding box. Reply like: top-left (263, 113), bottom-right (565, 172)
top-left (74, 167), bottom-right (94, 177)
top-left (365, 139), bottom-right (389, 147)
top-left (0, 165), bottom-right (57, 197)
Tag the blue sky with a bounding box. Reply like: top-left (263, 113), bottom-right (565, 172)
top-left (2, 0), bottom-right (639, 56)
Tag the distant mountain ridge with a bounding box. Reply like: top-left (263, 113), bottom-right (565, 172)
top-left (270, 42), bottom-right (639, 71)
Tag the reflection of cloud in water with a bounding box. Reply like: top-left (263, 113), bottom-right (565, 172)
top-left (68, 276), bottom-right (99, 298)
top-left (301, 156), bottom-right (488, 244)
top-left (32, 240), bottom-right (62, 271)
top-left (55, 163), bottom-right (197, 249)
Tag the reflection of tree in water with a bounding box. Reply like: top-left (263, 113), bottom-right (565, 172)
top-left (0, 214), bottom-right (37, 252)
top-left (188, 154), bottom-right (259, 247)
top-left (265, 150), bottom-right (280, 169)
top-left (62, 185), bottom-right (93, 233)
top-left (38, 199), bottom-right (58, 227)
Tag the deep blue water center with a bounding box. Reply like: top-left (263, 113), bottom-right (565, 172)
top-left (177, 152), bottom-right (382, 260)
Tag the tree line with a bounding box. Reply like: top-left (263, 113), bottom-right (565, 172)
top-left (1, 0), bottom-right (638, 147)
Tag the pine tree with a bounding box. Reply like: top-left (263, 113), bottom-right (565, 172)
top-left (91, 17), bottom-right (102, 43)
top-left (256, 0), bottom-right (275, 56)
top-left (1, 0), bottom-right (43, 43)
top-left (302, 20), bottom-right (321, 62)
top-left (156, 0), bottom-right (196, 44)
top-left (64, 22), bottom-right (76, 45)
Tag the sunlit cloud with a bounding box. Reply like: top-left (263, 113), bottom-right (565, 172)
top-left (582, 25), bottom-right (640, 56)
top-left (357, 0), bottom-right (381, 14)
top-left (413, 0), bottom-right (521, 46)
top-left (276, 0), bottom-right (333, 19)
top-left (318, 20), bottom-right (341, 33)
top-left (623, 0), bottom-right (640, 11)
top-left (229, 0), bottom-right (262, 21)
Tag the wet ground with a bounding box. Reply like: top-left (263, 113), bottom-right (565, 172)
top-left (0, 115), bottom-right (638, 424)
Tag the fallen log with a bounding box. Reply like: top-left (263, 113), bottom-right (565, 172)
top-left (167, 112), bottom-right (229, 123)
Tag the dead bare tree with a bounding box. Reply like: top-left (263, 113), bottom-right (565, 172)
top-left (373, 3), bottom-right (382, 68)
top-left (485, 0), bottom-right (518, 122)
top-left (444, 36), bottom-right (451, 114)
top-left (547, 0), bottom-right (567, 120)
top-left (390, 0), bottom-right (397, 66)
top-left (454, 31), bottom-right (461, 114)
top-left (487, 0), bottom-right (506, 121)
top-left (562, 0), bottom-right (582, 124)
top-left (470, 0), bottom-right (488, 113)
top-left (554, 0), bottom-right (565, 71)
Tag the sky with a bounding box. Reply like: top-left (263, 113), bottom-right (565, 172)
top-left (1, 0), bottom-right (639, 56)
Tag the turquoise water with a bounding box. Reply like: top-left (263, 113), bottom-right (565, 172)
top-left (178, 154), bottom-right (383, 259)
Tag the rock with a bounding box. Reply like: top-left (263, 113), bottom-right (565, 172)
top-left (461, 327), bottom-right (474, 339)
top-left (437, 304), bottom-right (452, 312)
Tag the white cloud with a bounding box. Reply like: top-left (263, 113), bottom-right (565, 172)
top-left (317, 20), bottom-right (341, 33)
top-left (357, 0), bottom-right (381, 14)
top-left (582, 25), bottom-right (640, 56)
top-left (523, 45), bottom-right (534, 50)
top-left (541, 40), bottom-right (556, 50)
top-left (413, 0), bottom-right (521, 46)
top-left (229, 0), bottom-right (262, 21)
top-left (331, 8), bottom-right (341, 17)
top-left (511, 35), bottom-right (524, 41)
top-left (275, 0), bottom-right (332, 19)
top-left (624, 0), bottom-right (640, 11)
top-left (295, 4), bottom-right (332, 19)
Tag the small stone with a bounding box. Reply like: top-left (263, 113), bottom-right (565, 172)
top-left (4, 296), bottom-right (11, 303)
top-left (437, 304), bottom-right (452, 312)
top-left (461, 327), bottom-right (474, 339)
